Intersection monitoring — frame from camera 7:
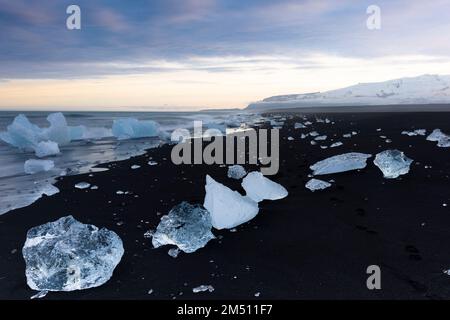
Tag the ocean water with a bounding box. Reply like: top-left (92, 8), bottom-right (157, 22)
top-left (0, 110), bottom-right (259, 215)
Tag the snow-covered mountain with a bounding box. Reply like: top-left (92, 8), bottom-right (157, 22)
top-left (247, 75), bottom-right (450, 110)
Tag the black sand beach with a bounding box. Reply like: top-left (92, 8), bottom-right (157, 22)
top-left (1, 111), bottom-right (450, 300)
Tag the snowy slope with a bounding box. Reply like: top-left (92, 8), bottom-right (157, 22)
top-left (247, 75), bottom-right (450, 109)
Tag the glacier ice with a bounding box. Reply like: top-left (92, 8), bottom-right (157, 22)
top-left (310, 152), bottom-right (372, 175)
top-left (305, 179), bottom-right (331, 191)
top-left (204, 175), bottom-right (259, 230)
top-left (373, 149), bottom-right (413, 179)
top-left (330, 142), bottom-right (343, 148)
top-left (193, 285), bottom-right (214, 293)
top-left (0, 113), bottom-right (110, 158)
top-left (427, 129), bottom-right (450, 148)
top-left (314, 135), bottom-right (327, 141)
top-left (294, 122), bottom-right (306, 129)
top-left (74, 182), bottom-right (91, 189)
top-left (168, 248), bottom-right (180, 258)
top-left (22, 216), bottom-right (124, 292)
top-left (34, 141), bottom-right (60, 158)
top-left (402, 129), bottom-right (426, 136)
top-left (112, 118), bottom-right (160, 140)
top-left (0, 114), bottom-right (43, 150)
top-left (241, 171), bottom-right (288, 202)
top-left (227, 165), bottom-right (247, 180)
top-left (24, 159), bottom-right (55, 174)
top-left (151, 202), bottom-right (215, 253)
top-left (44, 113), bottom-right (71, 145)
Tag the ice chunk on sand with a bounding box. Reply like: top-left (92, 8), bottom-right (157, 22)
top-left (314, 135), bottom-right (327, 141)
top-left (402, 129), bottom-right (426, 136)
top-left (152, 202), bottom-right (215, 253)
top-left (131, 165), bottom-right (141, 169)
top-left (287, 136), bottom-right (294, 141)
top-left (305, 179), bottom-right (331, 191)
top-left (193, 285), bottom-right (214, 293)
top-left (241, 172), bottom-right (288, 202)
top-left (74, 182), bottom-right (91, 189)
top-left (24, 159), bottom-right (55, 174)
top-left (112, 118), bottom-right (160, 140)
top-left (309, 131), bottom-right (319, 137)
top-left (330, 142), bottom-right (343, 148)
top-left (204, 175), bottom-right (259, 230)
top-left (168, 248), bottom-right (180, 258)
top-left (22, 216), bottom-right (124, 292)
top-left (427, 129), bottom-right (450, 148)
top-left (227, 165), bottom-right (247, 180)
top-left (310, 152), bottom-right (372, 175)
top-left (34, 141), bottom-right (60, 158)
top-left (373, 150), bottom-right (413, 179)
top-left (294, 122), bottom-right (306, 129)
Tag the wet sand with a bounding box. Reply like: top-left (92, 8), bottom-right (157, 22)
top-left (0, 111), bottom-right (450, 300)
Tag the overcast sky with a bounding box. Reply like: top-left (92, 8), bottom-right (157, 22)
top-left (1, 0), bottom-right (450, 110)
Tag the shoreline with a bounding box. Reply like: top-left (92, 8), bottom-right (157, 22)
top-left (0, 111), bottom-right (450, 299)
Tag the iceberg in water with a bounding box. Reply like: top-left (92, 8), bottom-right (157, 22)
top-left (44, 113), bottom-right (71, 145)
top-left (227, 165), bottom-right (247, 180)
top-left (0, 114), bottom-right (43, 150)
top-left (427, 129), bottom-right (450, 148)
top-left (152, 202), bottom-right (215, 253)
top-left (204, 175), bottom-right (259, 230)
top-left (373, 149), bottom-right (413, 179)
top-left (34, 141), bottom-right (60, 158)
top-left (22, 216), bottom-right (124, 293)
top-left (24, 159), bottom-right (55, 174)
top-left (112, 118), bottom-right (160, 140)
top-left (241, 172), bottom-right (288, 202)
top-left (305, 178), bottom-right (331, 191)
top-left (310, 152), bottom-right (372, 175)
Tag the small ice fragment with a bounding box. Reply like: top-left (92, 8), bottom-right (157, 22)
top-left (90, 185), bottom-right (98, 190)
top-left (116, 190), bottom-right (124, 195)
top-left (131, 165), bottom-right (141, 170)
top-left (314, 135), bottom-right (327, 141)
top-left (112, 118), bottom-right (160, 140)
top-left (30, 290), bottom-right (48, 299)
top-left (24, 159), bottom-right (54, 174)
top-left (227, 165), bottom-right (247, 180)
top-left (168, 248), bottom-right (180, 258)
top-left (294, 123), bottom-right (306, 129)
top-left (304, 121), bottom-right (312, 125)
top-left (152, 202), bottom-right (215, 253)
top-left (320, 145), bottom-right (328, 149)
top-left (427, 129), bottom-right (450, 148)
top-left (343, 133), bottom-right (352, 138)
top-left (204, 175), bottom-right (259, 230)
top-left (373, 150), bottom-right (413, 179)
top-left (310, 152), bottom-right (372, 175)
top-left (148, 289), bottom-right (154, 295)
top-left (254, 292), bottom-right (261, 297)
top-left (300, 134), bottom-right (307, 139)
top-left (74, 182), bottom-right (91, 189)
top-left (144, 230), bottom-right (154, 238)
top-left (310, 140), bottom-right (317, 145)
top-left (385, 139), bottom-right (392, 143)
top-left (351, 131), bottom-right (357, 135)
top-left (23, 216), bottom-right (124, 292)
top-left (241, 172), bottom-right (288, 202)
top-left (309, 131), bottom-right (319, 137)
top-left (305, 179), bottom-right (331, 191)
top-left (34, 141), bottom-right (60, 158)
top-left (330, 142), bottom-right (343, 148)
top-left (148, 161), bottom-right (158, 166)
top-left (287, 136), bottom-right (294, 141)
top-left (193, 285), bottom-right (214, 293)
